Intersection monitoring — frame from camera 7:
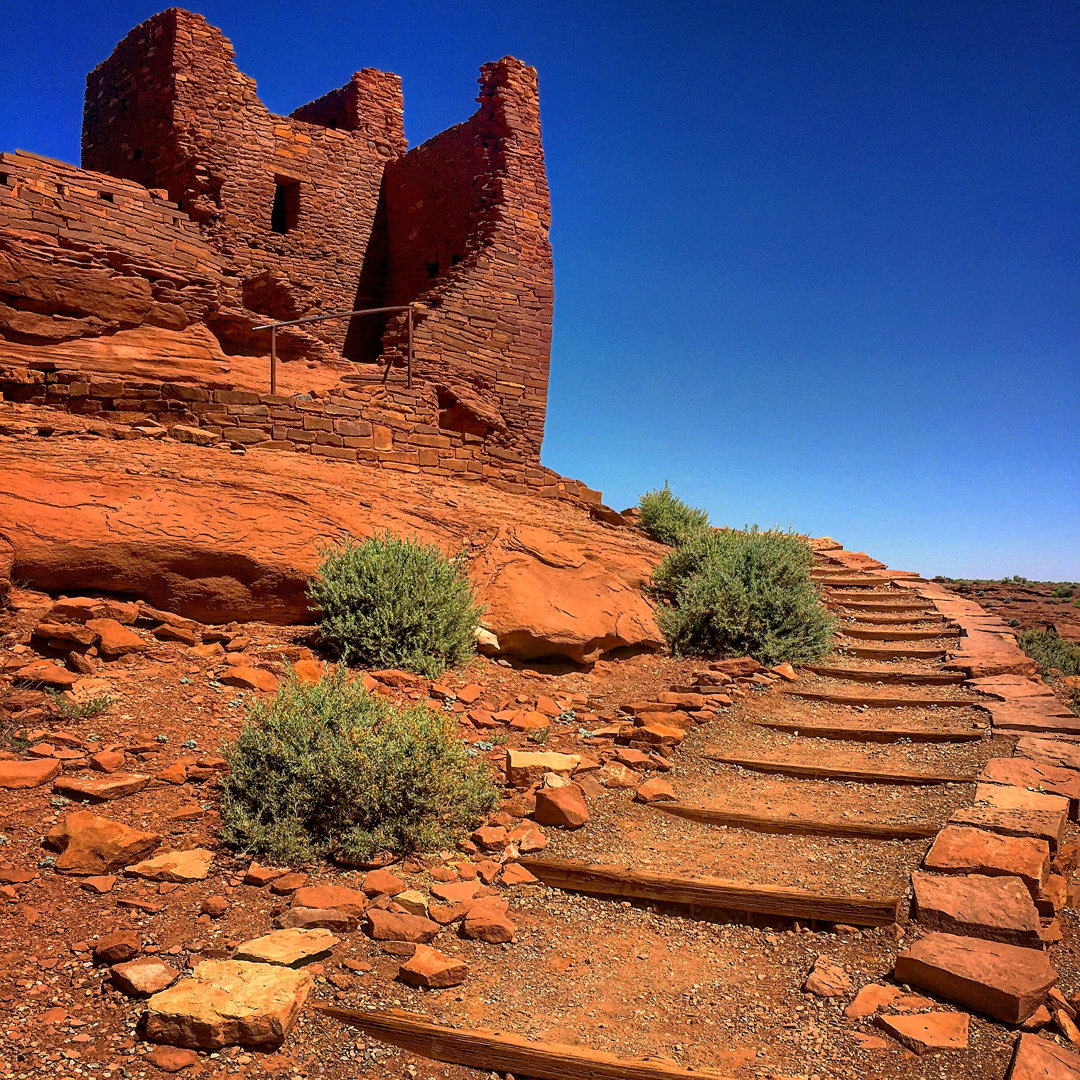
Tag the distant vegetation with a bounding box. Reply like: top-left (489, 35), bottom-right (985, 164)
top-left (646, 502), bottom-right (835, 665)
top-left (46, 689), bottom-right (113, 720)
top-left (638, 483), bottom-right (711, 546)
top-left (307, 533), bottom-right (483, 678)
top-left (220, 673), bottom-right (497, 864)
top-left (1018, 627), bottom-right (1080, 679)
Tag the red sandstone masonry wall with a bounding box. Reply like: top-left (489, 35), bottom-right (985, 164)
top-left (381, 59), bottom-right (553, 461)
top-left (0, 150), bottom-right (232, 378)
top-left (82, 9), bottom-right (403, 359)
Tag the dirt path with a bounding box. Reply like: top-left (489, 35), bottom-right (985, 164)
top-left (0, 546), bottom-right (1077, 1079)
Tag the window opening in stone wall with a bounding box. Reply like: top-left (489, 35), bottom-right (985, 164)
top-left (0, 173), bottom-right (9, 186)
top-left (270, 179), bottom-right (300, 235)
top-left (426, 260), bottom-right (439, 278)
top-left (451, 254), bottom-right (463, 266)
top-left (98, 191), bottom-right (114, 202)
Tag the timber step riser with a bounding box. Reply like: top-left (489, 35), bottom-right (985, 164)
top-left (804, 664), bottom-right (966, 685)
top-left (654, 801), bottom-right (940, 841)
top-left (753, 719), bottom-right (983, 743)
top-left (519, 857), bottom-right (902, 927)
top-left (841, 628), bottom-right (959, 642)
top-left (706, 753), bottom-right (976, 786)
top-left (786, 690), bottom-right (978, 708)
top-left (840, 645), bottom-right (950, 660)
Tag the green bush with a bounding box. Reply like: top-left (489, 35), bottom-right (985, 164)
top-left (650, 527), bottom-right (836, 665)
top-left (220, 671), bottom-right (497, 864)
top-left (1018, 628), bottom-right (1080, 678)
top-left (308, 532), bottom-right (483, 678)
top-left (637, 483), bottom-right (710, 546)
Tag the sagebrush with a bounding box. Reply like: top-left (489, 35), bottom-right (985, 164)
top-left (651, 526), bottom-right (835, 665)
top-left (637, 483), bottom-right (710, 546)
top-left (1018, 627), bottom-right (1080, 678)
top-left (220, 671), bottom-right (497, 864)
top-left (308, 532), bottom-right (484, 677)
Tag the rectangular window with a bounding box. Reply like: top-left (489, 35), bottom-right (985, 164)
top-left (270, 179), bottom-right (300, 234)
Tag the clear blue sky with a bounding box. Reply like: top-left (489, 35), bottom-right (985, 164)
top-left (2, 2), bottom-right (1077, 578)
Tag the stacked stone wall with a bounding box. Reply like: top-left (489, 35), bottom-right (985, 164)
top-left (0, 367), bottom-right (599, 504)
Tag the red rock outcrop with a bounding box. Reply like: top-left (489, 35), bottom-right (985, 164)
top-left (0, 418), bottom-right (662, 664)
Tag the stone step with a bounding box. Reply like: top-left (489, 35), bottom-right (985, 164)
top-left (979, 758), bottom-right (1080, 818)
top-left (893, 931), bottom-right (1056, 1023)
top-left (922, 826), bottom-right (1049, 895)
top-left (829, 590), bottom-right (910, 602)
top-left (784, 686), bottom-right (978, 708)
top-left (705, 751), bottom-right (976, 785)
top-left (652, 801), bottom-right (939, 840)
top-left (951, 804), bottom-right (1067, 852)
top-left (912, 871), bottom-right (1044, 948)
top-left (803, 663), bottom-right (966, 686)
top-left (753, 717), bottom-right (983, 743)
top-left (518, 856), bottom-right (903, 926)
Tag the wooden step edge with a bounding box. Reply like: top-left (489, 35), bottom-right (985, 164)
top-left (704, 752), bottom-right (977, 785)
top-left (753, 718), bottom-right (984, 743)
top-left (840, 629), bottom-right (960, 641)
top-left (518, 856), bottom-right (903, 926)
top-left (803, 665), bottom-right (966, 685)
top-left (840, 646), bottom-right (950, 660)
top-left (313, 1006), bottom-right (741, 1080)
top-left (785, 689), bottom-right (979, 708)
top-left (653, 800), bottom-right (941, 840)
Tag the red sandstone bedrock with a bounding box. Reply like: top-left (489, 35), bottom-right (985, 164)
top-left (0, 435), bottom-right (662, 665)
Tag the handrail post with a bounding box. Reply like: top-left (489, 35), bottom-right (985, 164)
top-left (270, 326), bottom-right (277, 395)
top-left (407, 306), bottom-right (413, 389)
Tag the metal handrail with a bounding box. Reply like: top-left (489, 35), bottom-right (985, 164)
top-left (252, 304), bottom-right (415, 394)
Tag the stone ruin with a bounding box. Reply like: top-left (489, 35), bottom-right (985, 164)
top-left (0, 7), bottom-right (598, 503)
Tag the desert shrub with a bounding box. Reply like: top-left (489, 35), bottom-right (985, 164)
top-left (1053, 584), bottom-right (1076, 598)
top-left (308, 532), bottom-right (483, 678)
top-left (1018, 628), bottom-right (1080, 678)
top-left (220, 671), bottom-right (497, 864)
top-left (46, 690), bottom-right (113, 720)
top-left (637, 483), bottom-right (710, 546)
top-left (651, 527), bottom-right (835, 665)
top-left (1008, 618), bottom-right (1021, 628)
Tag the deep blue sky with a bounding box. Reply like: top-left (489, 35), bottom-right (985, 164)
top-left (2, 3), bottom-right (1077, 578)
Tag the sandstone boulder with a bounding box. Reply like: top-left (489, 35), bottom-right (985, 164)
top-left (1007, 1032), bottom-right (1080, 1079)
top-left (54, 773), bottom-right (149, 802)
top-left (111, 958), bottom-right (180, 998)
top-left (143, 959), bottom-right (313, 1049)
top-left (505, 749), bottom-right (580, 787)
top-left (463, 896), bottom-right (515, 943)
top-left (290, 885), bottom-right (367, 916)
top-left (47, 811), bottom-right (160, 875)
top-left (399, 944), bottom-right (469, 989)
top-left (533, 784), bottom-right (589, 829)
top-left (364, 909), bottom-right (439, 944)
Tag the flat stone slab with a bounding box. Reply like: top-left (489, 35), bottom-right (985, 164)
top-left (290, 885), bottom-right (367, 916)
top-left (53, 773), bottom-right (149, 801)
top-left (505, 749), bottom-right (581, 787)
top-left (950, 804), bottom-right (1066, 851)
top-left (1016, 737), bottom-right (1080, 772)
top-left (924, 826), bottom-right (1049, 894)
top-left (912, 871), bottom-right (1043, 947)
top-left (894, 932), bottom-right (1056, 1023)
top-left (144, 959), bottom-right (313, 1049)
top-left (126, 849), bottom-right (214, 882)
top-left (233, 928), bottom-right (338, 968)
top-left (979, 758), bottom-right (1080, 814)
top-left (1007, 1032), bottom-right (1080, 1079)
top-left (875, 1011), bottom-right (969, 1055)
top-left (976, 783), bottom-right (1071, 816)
top-left (110, 958), bottom-right (180, 998)
top-left (0, 758), bottom-right (61, 789)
